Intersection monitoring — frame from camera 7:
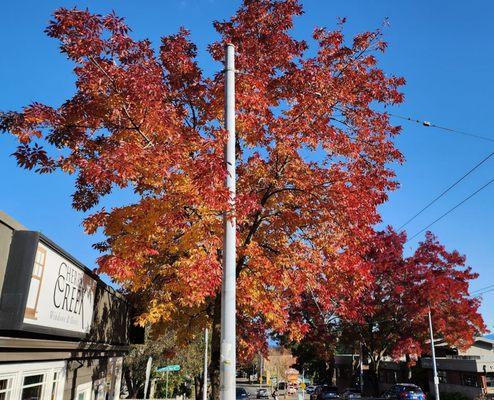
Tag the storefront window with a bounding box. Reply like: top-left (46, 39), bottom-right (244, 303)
top-left (486, 373), bottom-right (494, 387)
top-left (461, 373), bottom-right (479, 387)
top-left (21, 374), bottom-right (44, 399)
top-left (50, 372), bottom-right (59, 400)
top-left (0, 376), bottom-right (14, 400)
top-left (438, 370), bottom-right (448, 384)
top-left (0, 361), bottom-right (65, 400)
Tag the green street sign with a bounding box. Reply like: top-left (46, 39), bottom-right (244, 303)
top-left (157, 365), bottom-right (181, 372)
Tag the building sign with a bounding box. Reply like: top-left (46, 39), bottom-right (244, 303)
top-left (22, 242), bottom-right (96, 334)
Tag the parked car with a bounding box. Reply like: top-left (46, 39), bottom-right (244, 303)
top-left (237, 387), bottom-right (249, 400)
top-left (382, 384), bottom-right (426, 400)
top-left (277, 382), bottom-right (287, 396)
top-left (310, 385), bottom-right (322, 400)
top-left (317, 386), bottom-right (339, 400)
top-left (306, 386), bottom-right (316, 395)
top-left (340, 388), bottom-right (361, 400)
top-left (288, 385), bottom-right (297, 395)
top-left (257, 388), bottom-right (269, 399)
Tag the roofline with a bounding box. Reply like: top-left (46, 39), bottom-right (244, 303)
top-left (0, 210), bottom-right (127, 303)
top-left (0, 210), bottom-right (26, 231)
top-left (475, 336), bottom-right (494, 345)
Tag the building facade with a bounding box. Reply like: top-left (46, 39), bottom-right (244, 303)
top-left (422, 337), bottom-right (494, 400)
top-left (334, 337), bottom-right (494, 399)
top-left (0, 211), bottom-right (131, 400)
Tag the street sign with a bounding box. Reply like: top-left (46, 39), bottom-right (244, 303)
top-left (157, 364), bottom-right (181, 372)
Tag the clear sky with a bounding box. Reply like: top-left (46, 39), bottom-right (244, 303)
top-left (1, 0), bottom-right (493, 331)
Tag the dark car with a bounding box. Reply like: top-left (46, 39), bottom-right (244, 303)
top-left (382, 384), bottom-right (426, 400)
top-left (237, 387), bottom-right (249, 400)
top-left (257, 388), bottom-right (269, 399)
top-left (317, 386), bottom-right (339, 400)
top-left (340, 388), bottom-right (361, 400)
top-left (306, 386), bottom-right (316, 395)
top-left (310, 385), bottom-right (324, 400)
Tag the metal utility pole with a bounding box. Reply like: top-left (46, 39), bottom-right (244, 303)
top-left (260, 353), bottom-right (263, 389)
top-left (359, 343), bottom-right (364, 394)
top-left (220, 42), bottom-right (236, 400)
top-left (203, 328), bottom-right (209, 400)
top-left (428, 309), bottom-right (440, 400)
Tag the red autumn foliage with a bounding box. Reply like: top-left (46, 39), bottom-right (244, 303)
top-left (338, 228), bottom-right (485, 394)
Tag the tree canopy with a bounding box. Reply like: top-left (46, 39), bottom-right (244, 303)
top-left (0, 0), bottom-right (406, 368)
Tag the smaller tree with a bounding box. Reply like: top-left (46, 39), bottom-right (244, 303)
top-left (123, 328), bottom-right (205, 399)
top-left (339, 228), bottom-right (486, 395)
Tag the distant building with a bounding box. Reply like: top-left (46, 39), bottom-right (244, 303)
top-left (334, 337), bottom-right (494, 399)
top-left (421, 337), bottom-right (494, 400)
top-left (0, 211), bottom-right (133, 400)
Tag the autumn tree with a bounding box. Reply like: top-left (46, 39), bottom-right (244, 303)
top-left (0, 1), bottom-right (406, 397)
top-left (338, 228), bottom-right (486, 395)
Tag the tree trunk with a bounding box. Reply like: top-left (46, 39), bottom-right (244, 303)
top-left (124, 366), bottom-right (140, 398)
top-left (210, 293), bottom-right (222, 400)
top-left (328, 355), bottom-right (336, 386)
top-left (369, 359), bottom-right (380, 397)
top-left (195, 375), bottom-right (204, 400)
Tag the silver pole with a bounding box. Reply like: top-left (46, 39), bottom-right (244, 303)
top-left (166, 370), bottom-right (169, 400)
top-left (144, 356), bottom-right (152, 400)
top-left (220, 43), bottom-right (236, 400)
top-left (360, 343), bottom-right (364, 394)
top-left (260, 353), bottom-right (263, 389)
top-left (428, 309), bottom-right (440, 400)
top-left (203, 328), bottom-right (209, 400)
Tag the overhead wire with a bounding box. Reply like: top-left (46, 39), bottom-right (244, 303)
top-left (388, 112), bottom-right (494, 144)
top-left (384, 112), bottom-right (494, 242)
top-left (471, 287), bottom-right (494, 298)
top-left (470, 284), bottom-right (494, 295)
top-left (406, 175), bottom-right (494, 243)
top-left (397, 151), bottom-right (494, 231)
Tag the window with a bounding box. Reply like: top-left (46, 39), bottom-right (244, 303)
top-left (0, 361), bottom-right (65, 400)
top-left (21, 374), bottom-right (44, 399)
top-left (486, 373), bottom-right (494, 388)
top-left (24, 246), bottom-right (47, 320)
top-left (438, 370), bottom-right (448, 384)
top-left (0, 376), bottom-right (14, 400)
top-left (76, 382), bottom-right (92, 400)
top-left (462, 373), bottom-right (479, 387)
top-left (49, 371), bottom-right (61, 400)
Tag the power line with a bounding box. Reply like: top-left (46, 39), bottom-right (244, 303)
top-left (471, 287), bottom-right (494, 298)
top-left (406, 175), bottom-right (494, 243)
top-left (389, 113), bottom-right (494, 143)
top-left (398, 151), bottom-right (494, 231)
top-left (470, 284), bottom-right (494, 295)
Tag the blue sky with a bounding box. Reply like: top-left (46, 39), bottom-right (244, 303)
top-left (1, 0), bottom-right (493, 331)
